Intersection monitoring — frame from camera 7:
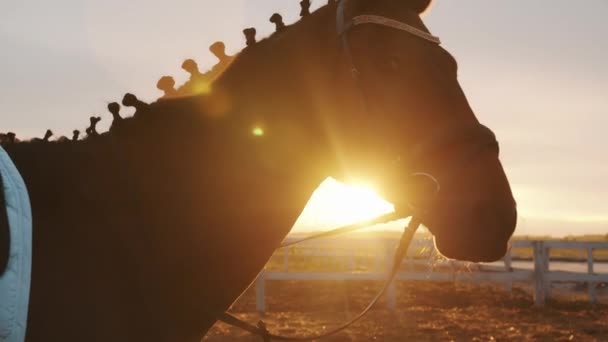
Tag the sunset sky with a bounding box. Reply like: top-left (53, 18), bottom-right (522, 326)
top-left (1, 1), bottom-right (606, 236)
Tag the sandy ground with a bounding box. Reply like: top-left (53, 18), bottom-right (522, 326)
top-left (203, 281), bottom-right (608, 341)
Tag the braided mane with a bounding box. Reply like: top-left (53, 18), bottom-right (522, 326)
top-left (1, 3), bottom-right (338, 147)
top-left (1, 0), bottom-right (435, 145)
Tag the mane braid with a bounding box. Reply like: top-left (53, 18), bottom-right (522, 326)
top-left (214, 3), bottom-right (336, 88)
top-left (1, 3), bottom-right (339, 150)
top-left (102, 3), bottom-right (337, 140)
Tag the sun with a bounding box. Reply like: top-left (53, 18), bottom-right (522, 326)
top-left (292, 178), bottom-right (395, 232)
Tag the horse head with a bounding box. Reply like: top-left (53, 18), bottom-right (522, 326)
top-left (315, 0), bottom-right (517, 262)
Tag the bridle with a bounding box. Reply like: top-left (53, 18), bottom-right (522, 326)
top-left (217, 1), bottom-right (500, 340)
top-left (336, 0), bottom-right (441, 82)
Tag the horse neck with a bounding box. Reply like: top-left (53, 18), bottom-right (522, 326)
top-left (206, 7), bottom-right (341, 180)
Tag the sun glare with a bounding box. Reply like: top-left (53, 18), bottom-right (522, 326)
top-left (252, 126), bottom-right (265, 137)
top-left (293, 178), bottom-right (395, 232)
top-left (192, 81), bottom-right (212, 95)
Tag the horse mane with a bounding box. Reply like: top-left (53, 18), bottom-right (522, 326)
top-left (215, 3), bottom-right (337, 88)
top-left (1, 0), bottom-right (435, 148)
top-left (1, 3), bottom-right (338, 151)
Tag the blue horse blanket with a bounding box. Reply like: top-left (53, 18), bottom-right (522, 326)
top-left (0, 146), bottom-right (32, 342)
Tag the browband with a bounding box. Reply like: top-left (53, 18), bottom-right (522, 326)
top-left (348, 15), bottom-right (441, 44)
top-left (336, 0), bottom-right (441, 45)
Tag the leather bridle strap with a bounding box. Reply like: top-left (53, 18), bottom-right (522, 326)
top-left (335, 0), bottom-right (441, 118)
top-left (279, 210), bottom-right (407, 248)
top-left (341, 15), bottom-right (441, 44)
top-left (336, 0), bottom-right (441, 82)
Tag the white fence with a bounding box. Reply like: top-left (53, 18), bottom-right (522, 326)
top-left (254, 237), bottom-right (608, 312)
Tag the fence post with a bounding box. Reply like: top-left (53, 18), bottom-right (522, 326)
top-left (544, 247), bottom-right (551, 299)
top-left (385, 240), bottom-right (397, 311)
top-left (587, 248), bottom-right (597, 304)
top-left (255, 271), bottom-right (266, 313)
top-left (533, 241), bottom-right (546, 307)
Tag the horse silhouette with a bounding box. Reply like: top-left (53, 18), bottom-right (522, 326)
top-left (0, 1), bottom-right (516, 341)
top-left (300, 0), bottom-right (311, 17)
top-left (107, 102), bottom-right (123, 131)
top-left (157, 75), bottom-right (178, 99)
top-left (122, 93), bottom-right (150, 116)
top-left (177, 59), bottom-right (212, 96)
top-left (0, 133), bottom-right (16, 144)
top-left (243, 28), bottom-right (257, 47)
top-left (85, 116), bottom-right (102, 137)
top-left (31, 129), bottom-right (53, 143)
top-left (208, 41), bottom-right (235, 82)
top-left (181, 59), bottom-right (203, 81)
top-left (270, 13), bottom-right (286, 33)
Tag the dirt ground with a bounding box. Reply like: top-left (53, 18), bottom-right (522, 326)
top-left (203, 281), bottom-right (608, 341)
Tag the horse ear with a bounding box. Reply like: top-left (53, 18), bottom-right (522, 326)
top-left (410, 0), bottom-right (433, 14)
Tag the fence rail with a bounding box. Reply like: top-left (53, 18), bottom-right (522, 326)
top-left (253, 237), bottom-right (608, 312)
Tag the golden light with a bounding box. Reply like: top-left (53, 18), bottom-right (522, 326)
top-left (293, 178), bottom-right (395, 232)
top-left (192, 81), bottom-right (212, 95)
top-left (252, 126), bottom-right (265, 137)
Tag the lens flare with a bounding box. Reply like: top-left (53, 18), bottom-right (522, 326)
top-left (252, 127), bottom-right (265, 137)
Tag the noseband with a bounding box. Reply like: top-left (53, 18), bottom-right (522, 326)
top-left (218, 1), bottom-right (500, 340)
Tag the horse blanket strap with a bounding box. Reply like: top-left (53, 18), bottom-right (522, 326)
top-left (0, 147), bottom-right (32, 342)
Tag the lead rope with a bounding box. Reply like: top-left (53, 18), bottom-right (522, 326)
top-left (218, 214), bottom-right (421, 341)
top-left (279, 210), bottom-right (407, 249)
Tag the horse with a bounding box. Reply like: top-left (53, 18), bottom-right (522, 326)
top-left (0, 0), bottom-right (517, 341)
